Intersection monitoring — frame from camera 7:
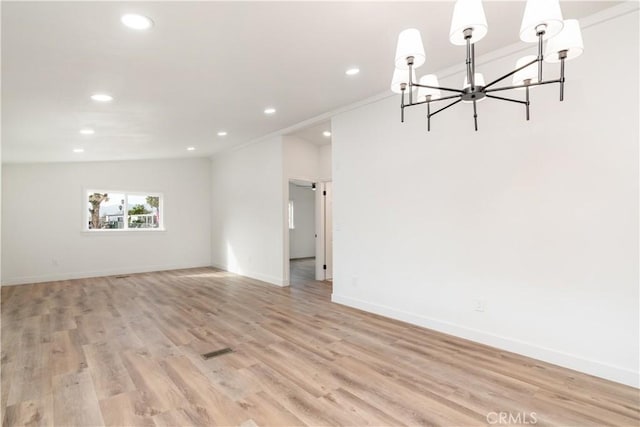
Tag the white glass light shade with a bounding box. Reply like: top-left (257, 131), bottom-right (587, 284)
top-left (463, 73), bottom-right (486, 89)
top-left (449, 0), bottom-right (488, 46)
top-left (519, 0), bottom-right (564, 43)
top-left (544, 19), bottom-right (584, 63)
top-left (417, 75), bottom-right (441, 101)
top-left (512, 55), bottom-right (539, 89)
top-left (394, 28), bottom-right (426, 69)
top-left (390, 67), bottom-right (417, 94)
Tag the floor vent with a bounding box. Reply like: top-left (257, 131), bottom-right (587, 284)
top-left (201, 348), bottom-right (233, 360)
top-left (115, 275), bottom-right (130, 279)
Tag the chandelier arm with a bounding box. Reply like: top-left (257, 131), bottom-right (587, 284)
top-left (485, 79), bottom-right (562, 93)
top-left (560, 57), bottom-right (566, 101)
top-left (408, 61), bottom-right (414, 105)
top-left (526, 86), bottom-right (530, 121)
top-left (537, 32), bottom-right (544, 83)
top-left (472, 99), bottom-right (478, 131)
top-left (428, 98), bottom-right (463, 118)
top-left (406, 93), bottom-right (463, 108)
top-left (412, 83), bottom-right (464, 94)
top-left (466, 37), bottom-right (474, 90)
top-left (484, 58), bottom-right (538, 90)
top-left (427, 93), bottom-right (464, 102)
top-left (485, 94), bottom-right (528, 105)
top-left (401, 89), bottom-right (405, 123)
top-left (427, 103), bottom-right (431, 132)
top-left (472, 43), bottom-right (476, 89)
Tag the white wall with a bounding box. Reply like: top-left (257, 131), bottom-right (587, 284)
top-left (331, 8), bottom-right (639, 387)
top-left (283, 136), bottom-right (320, 181)
top-left (210, 136), bottom-right (285, 286)
top-left (209, 134), bottom-right (331, 286)
top-left (0, 146), bottom-right (2, 288)
top-left (319, 144), bottom-right (332, 181)
top-left (289, 183), bottom-right (315, 259)
top-left (284, 137), bottom-right (331, 182)
top-left (2, 158), bottom-right (212, 285)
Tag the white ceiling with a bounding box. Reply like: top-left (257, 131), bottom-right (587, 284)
top-left (2, 1), bottom-right (617, 163)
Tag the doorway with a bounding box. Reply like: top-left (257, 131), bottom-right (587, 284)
top-left (288, 180), bottom-right (317, 284)
top-left (286, 179), bottom-right (333, 286)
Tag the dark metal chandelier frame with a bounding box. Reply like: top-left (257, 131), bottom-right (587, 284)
top-left (400, 25), bottom-right (569, 132)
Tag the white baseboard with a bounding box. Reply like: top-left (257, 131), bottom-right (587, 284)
top-left (1, 263), bottom-right (211, 286)
top-left (332, 293), bottom-right (639, 389)
top-left (210, 263), bottom-right (287, 287)
top-left (3, 262), bottom-right (287, 288)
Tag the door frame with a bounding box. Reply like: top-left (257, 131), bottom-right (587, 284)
top-left (316, 181), bottom-right (332, 281)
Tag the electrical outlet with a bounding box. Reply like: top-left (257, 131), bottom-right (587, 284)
top-left (473, 299), bottom-right (486, 312)
top-left (352, 276), bottom-right (359, 288)
top-left (51, 259), bottom-right (59, 267)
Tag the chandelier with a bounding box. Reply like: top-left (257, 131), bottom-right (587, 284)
top-left (391, 0), bottom-right (584, 131)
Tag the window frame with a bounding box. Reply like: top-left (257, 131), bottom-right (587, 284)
top-left (83, 189), bottom-right (165, 232)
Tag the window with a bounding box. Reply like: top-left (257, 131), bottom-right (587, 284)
top-left (86, 191), bottom-right (163, 231)
top-left (288, 200), bottom-right (295, 229)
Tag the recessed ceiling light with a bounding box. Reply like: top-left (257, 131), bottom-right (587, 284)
top-left (323, 131), bottom-right (332, 137)
top-left (73, 148), bottom-right (84, 153)
top-left (90, 93), bottom-right (113, 102)
top-left (187, 147), bottom-right (196, 151)
top-left (79, 129), bottom-right (95, 135)
top-left (121, 14), bottom-right (153, 30)
top-left (345, 68), bottom-right (360, 76)
top-left (217, 131), bottom-right (228, 137)
top-left (264, 107), bottom-right (276, 115)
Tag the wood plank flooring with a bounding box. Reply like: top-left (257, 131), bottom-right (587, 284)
top-left (1, 266), bottom-right (638, 426)
top-left (289, 258), bottom-right (316, 284)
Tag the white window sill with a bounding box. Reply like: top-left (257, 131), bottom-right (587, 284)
top-left (82, 228), bottom-right (166, 234)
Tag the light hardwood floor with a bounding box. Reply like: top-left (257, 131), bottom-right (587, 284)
top-left (289, 258), bottom-right (317, 284)
top-left (1, 267), bottom-right (638, 426)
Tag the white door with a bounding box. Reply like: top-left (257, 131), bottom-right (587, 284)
top-left (324, 181), bottom-right (333, 280)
